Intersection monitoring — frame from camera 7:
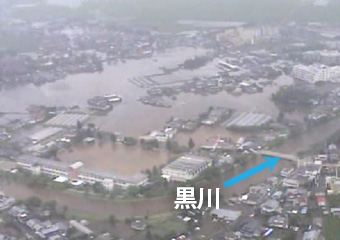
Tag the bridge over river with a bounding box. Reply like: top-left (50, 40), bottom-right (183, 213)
top-left (255, 150), bottom-right (300, 162)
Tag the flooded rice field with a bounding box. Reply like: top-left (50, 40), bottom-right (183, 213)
top-left (58, 143), bottom-right (174, 175)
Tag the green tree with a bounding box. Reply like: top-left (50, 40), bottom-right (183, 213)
top-left (110, 133), bottom-right (117, 143)
top-left (125, 218), bottom-right (132, 224)
top-left (26, 196), bottom-right (42, 208)
top-left (97, 131), bottom-right (103, 140)
top-left (152, 166), bottom-right (159, 176)
top-left (76, 120), bottom-right (82, 131)
top-left (43, 200), bottom-right (57, 213)
top-left (93, 182), bottom-right (106, 194)
top-left (289, 215), bottom-right (299, 226)
top-left (123, 137), bottom-right (137, 146)
top-left (145, 169), bottom-right (152, 178)
top-left (277, 111), bottom-right (285, 122)
top-left (127, 186), bottom-right (140, 197)
top-left (283, 232), bottom-right (296, 240)
top-left (145, 229), bottom-right (153, 240)
top-left (188, 138), bottom-right (195, 149)
top-left (61, 205), bottom-right (68, 217)
top-left (152, 139), bottom-right (159, 149)
top-left (48, 145), bottom-right (59, 158)
top-left (165, 139), bottom-right (172, 151)
top-left (108, 215), bottom-right (117, 226)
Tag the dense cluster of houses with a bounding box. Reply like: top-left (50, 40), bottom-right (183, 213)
top-left (0, 190), bottom-right (104, 240)
top-left (208, 143), bottom-right (340, 239)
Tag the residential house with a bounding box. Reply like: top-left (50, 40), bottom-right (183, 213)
top-left (267, 215), bottom-right (289, 229)
top-left (245, 185), bottom-right (267, 206)
top-left (302, 229), bottom-right (321, 240)
top-left (261, 199), bottom-right (280, 214)
top-left (131, 220), bottom-right (147, 231)
top-left (328, 143), bottom-right (339, 162)
top-left (239, 219), bottom-right (262, 239)
top-left (211, 208), bottom-right (241, 222)
top-left (282, 178), bottom-right (300, 188)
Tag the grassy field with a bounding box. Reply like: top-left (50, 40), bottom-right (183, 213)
top-left (146, 213), bottom-right (186, 239)
top-left (323, 216), bottom-right (340, 240)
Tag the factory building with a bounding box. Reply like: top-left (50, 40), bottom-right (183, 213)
top-left (45, 113), bottom-right (89, 128)
top-left (29, 127), bottom-right (63, 144)
top-left (224, 112), bottom-right (272, 130)
top-left (161, 155), bottom-right (211, 182)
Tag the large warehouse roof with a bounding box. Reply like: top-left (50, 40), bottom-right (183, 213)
top-left (29, 127), bottom-right (63, 143)
top-left (45, 113), bottom-right (89, 128)
top-left (225, 112), bottom-right (272, 129)
top-left (162, 155), bottom-right (210, 174)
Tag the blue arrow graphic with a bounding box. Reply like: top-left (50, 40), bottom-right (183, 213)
top-left (223, 156), bottom-right (280, 189)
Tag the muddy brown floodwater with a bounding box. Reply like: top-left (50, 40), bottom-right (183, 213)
top-left (0, 182), bottom-right (173, 219)
top-left (0, 47), bottom-right (287, 136)
top-left (58, 143), bottom-right (174, 175)
top-left (1, 47), bottom-right (340, 219)
top-left (4, 118), bottom-right (340, 219)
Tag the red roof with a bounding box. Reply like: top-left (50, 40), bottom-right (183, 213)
top-left (316, 196), bottom-right (326, 204)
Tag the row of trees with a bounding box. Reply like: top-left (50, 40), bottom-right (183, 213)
top-left (77, 120), bottom-right (198, 152)
top-left (139, 137), bottom-right (196, 154)
top-left (17, 196), bottom-right (69, 218)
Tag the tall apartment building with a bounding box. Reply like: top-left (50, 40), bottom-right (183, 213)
top-left (302, 51), bottom-right (340, 65)
top-left (292, 64), bottom-right (340, 84)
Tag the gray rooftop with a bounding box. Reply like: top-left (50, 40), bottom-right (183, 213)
top-left (211, 208), bottom-right (241, 221)
top-left (162, 155), bottom-right (210, 174)
top-left (16, 155), bottom-right (147, 185)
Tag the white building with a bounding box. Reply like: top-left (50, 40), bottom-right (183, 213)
top-left (140, 127), bottom-right (177, 143)
top-left (282, 178), bottom-right (300, 188)
top-left (268, 215), bottom-right (288, 229)
top-left (292, 64), bottom-right (340, 84)
top-left (217, 25), bottom-right (280, 46)
top-left (16, 155), bottom-right (148, 191)
top-left (326, 176), bottom-right (340, 194)
top-left (162, 155), bottom-right (211, 182)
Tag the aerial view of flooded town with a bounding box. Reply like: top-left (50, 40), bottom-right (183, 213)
top-left (2, 0), bottom-right (340, 239)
